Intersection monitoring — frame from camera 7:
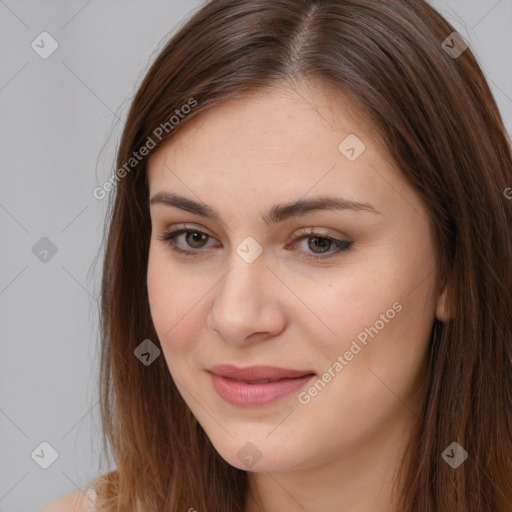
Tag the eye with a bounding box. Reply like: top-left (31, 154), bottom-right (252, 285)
top-left (287, 229), bottom-right (353, 260)
top-left (156, 226), bottom-right (353, 260)
top-left (156, 226), bottom-right (218, 255)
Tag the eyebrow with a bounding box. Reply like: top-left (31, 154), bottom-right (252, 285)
top-left (149, 191), bottom-right (381, 225)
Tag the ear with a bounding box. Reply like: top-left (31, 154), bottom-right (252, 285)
top-left (435, 283), bottom-right (453, 322)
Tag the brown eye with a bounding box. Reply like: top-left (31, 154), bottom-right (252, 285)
top-left (289, 231), bottom-right (353, 260)
top-left (307, 236), bottom-right (332, 254)
top-left (157, 228), bottom-right (216, 255)
top-left (184, 230), bottom-right (209, 249)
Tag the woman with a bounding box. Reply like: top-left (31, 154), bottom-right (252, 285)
top-left (43, 0), bottom-right (512, 510)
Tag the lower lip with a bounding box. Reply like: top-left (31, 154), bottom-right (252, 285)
top-left (210, 373), bottom-right (315, 407)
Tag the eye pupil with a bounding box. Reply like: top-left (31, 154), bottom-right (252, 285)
top-left (308, 236), bottom-right (331, 253)
top-left (186, 231), bottom-right (208, 248)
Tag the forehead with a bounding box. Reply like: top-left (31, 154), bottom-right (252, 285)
top-left (145, 83), bottom-right (416, 225)
top-left (148, 85), bottom-right (381, 176)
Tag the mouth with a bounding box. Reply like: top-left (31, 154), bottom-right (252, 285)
top-left (227, 378), bottom-right (292, 384)
top-left (207, 364), bottom-right (316, 407)
top-left (209, 364), bottom-right (315, 381)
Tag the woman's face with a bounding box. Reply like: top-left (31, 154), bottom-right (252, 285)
top-left (146, 83), bottom-right (448, 473)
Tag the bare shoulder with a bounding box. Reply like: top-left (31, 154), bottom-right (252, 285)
top-left (40, 488), bottom-right (97, 512)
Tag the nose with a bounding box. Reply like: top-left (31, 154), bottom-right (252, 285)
top-left (206, 254), bottom-right (286, 345)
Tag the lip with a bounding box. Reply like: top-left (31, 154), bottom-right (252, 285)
top-left (209, 364), bottom-right (315, 381)
top-left (208, 364), bottom-right (316, 407)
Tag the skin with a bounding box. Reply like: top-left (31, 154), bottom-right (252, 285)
top-left (146, 81), bottom-right (451, 512)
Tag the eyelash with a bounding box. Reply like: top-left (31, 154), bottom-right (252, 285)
top-left (156, 226), bottom-right (353, 260)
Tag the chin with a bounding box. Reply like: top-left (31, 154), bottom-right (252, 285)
top-left (208, 433), bottom-right (308, 473)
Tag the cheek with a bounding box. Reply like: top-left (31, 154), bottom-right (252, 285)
top-left (147, 250), bottom-right (210, 367)
top-left (300, 260), bottom-right (435, 371)
top-left (288, 268), bottom-right (396, 351)
top-left (147, 252), bottom-right (188, 348)
top-left (147, 253), bottom-right (169, 332)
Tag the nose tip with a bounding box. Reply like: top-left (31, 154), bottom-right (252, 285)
top-left (206, 258), bottom-right (286, 345)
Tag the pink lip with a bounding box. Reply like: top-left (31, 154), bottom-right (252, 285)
top-left (208, 364), bottom-right (316, 407)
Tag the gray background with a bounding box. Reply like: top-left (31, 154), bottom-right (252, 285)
top-left (0, 1), bottom-right (510, 510)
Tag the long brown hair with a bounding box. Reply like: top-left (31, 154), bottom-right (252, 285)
top-left (89, 1), bottom-right (512, 510)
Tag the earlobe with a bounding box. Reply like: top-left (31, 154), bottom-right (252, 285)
top-left (435, 284), bottom-right (453, 322)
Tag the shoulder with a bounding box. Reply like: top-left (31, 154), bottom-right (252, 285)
top-left (40, 488), bottom-right (97, 512)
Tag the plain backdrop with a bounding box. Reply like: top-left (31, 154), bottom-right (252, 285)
top-left (0, 1), bottom-right (510, 510)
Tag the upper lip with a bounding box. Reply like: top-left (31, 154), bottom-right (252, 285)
top-left (208, 364), bottom-right (316, 381)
